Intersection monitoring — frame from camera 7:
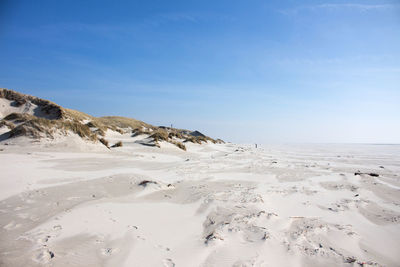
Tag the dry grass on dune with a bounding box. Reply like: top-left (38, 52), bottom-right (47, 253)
top-left (7, 116), bottom-right (97, 141)
top-left (148, 127), bottom-right (218, 146)
top-left (96, 116), bottom-right (153, 132)
top-left (172, 140), bottom-right (186, 151)
top-left (168, 130), bottom-right (183, 139)
top-left (4, 113), bottom-right (35, 123)
top-left (164, 128), bottom-right (218, 144)
top-left (111, 141), bottom-right (123, 148)
top-left (0, 88), bottom-right (63, 119)
top-left (132, 128), bottom-right (151, 137)
top-left (61, 120), bottom-right (97, 140)
top-left (184, 135), bottom-right (216, 144)
top-left (148, 129), bottom-right (187, 150)
top-left (184, 136), bottom-right (202, 144)
top-left (0, 90), bottom-right (153, 143)
top-left (148, 127), bottom-right (218, 148)
top-left (1, 89), bottom-right (223, 148)
top-left (64, 113), bottom-right (154, 136)
top-left (99, 138), bottom-right (109, 148)
top-left (149, 129), bottom-right (169, 142)
top-left (0, 120), bottom-right (15, 130)
top-left (63, 108), bottom-right (93, 122)
top-left (85, 121), bottom-right (107, 136)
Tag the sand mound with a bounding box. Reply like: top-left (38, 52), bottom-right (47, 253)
top-left (0, 88), bottom-right (222, 149)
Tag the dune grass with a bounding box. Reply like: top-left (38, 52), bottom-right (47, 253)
top-left (86, 121), bottom-right (107, 136)
top-left (1, 88), bottom-right (222, 148)
top-left (1, 88), bottom-right (63, 119)
top-left (171, 140), bottom-right (186, 151)
top-left (112, 141), bottom-right (123, 148)
top-left (96, 116), bottom-right (153, 131)
top-left (4, 113), bottom-right (34, 123)
top-left (0, 120), bottom-right (15, 129)
top-left (168, 130), bottom-right (183, 139)
top-left (132, 128), bottom-right (151, 137)
top-left (149, 129), bottom-right (169, 142)
top-left (149, 129), bottom-right (188, 150)
top-left (62, 108), bottom-right (93, 121)
top-left (8, 116), bottom-right (97, 141)
top-left (99, 138), bottom-right (109, 148)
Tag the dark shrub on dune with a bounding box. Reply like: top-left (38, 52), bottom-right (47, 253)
top-left (112, 141), bottom-right (123, 148)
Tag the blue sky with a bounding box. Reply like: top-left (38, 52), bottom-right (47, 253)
top-left (1, 0), bottom-right (399, 143)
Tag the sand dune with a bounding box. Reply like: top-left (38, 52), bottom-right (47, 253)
top-left (0, 88), bottom-right (220, 150)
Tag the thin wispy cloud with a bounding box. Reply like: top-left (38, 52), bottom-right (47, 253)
top-left (314, 3), bottom-right (400, 11)
top-left (158, 13), bottom-right (199, 23)
top-left (144, 12), bottom-right (234, 27)
top-left (276, 54), bottom-right (392, 67)
top-left (279, 3), bottom-right (400, 15)
top-left (143, 13), bottom-right (199, 27)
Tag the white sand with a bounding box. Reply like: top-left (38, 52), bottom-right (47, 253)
top-left (0, 140), bottom-right (399, 267)
top-left (0, 98), bottom-right (36, 119)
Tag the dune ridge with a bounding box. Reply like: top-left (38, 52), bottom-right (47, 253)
top-left (0, 88), bottom-right (222, 150)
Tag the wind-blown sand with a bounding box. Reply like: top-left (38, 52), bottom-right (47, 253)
top-left (0, 140), bottom-right (399, 266)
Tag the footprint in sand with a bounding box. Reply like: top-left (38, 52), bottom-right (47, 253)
top-left (163, 258), bottom-right (175, 267)
top-left (38, 235), bottom-right (51, 244)
top-left (17, 213), bottom-right (29, 219)
top-left (29, 215), bottom-right (40, 221)
top-left (34, 248), bottom-right (54, 263)
top-left (101, 247), bottom-right (119, 256)
top-left (53, 224), bottom-right (62, 231)
top-left (156, 244), bottom-right (171, 251)
top-left (3, 221), bottom-right (21, 230)
top-left (136, 235), bottom-right (146, 241)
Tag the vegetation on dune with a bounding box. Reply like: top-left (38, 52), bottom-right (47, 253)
top-left (94, 128), bottom-right (106, 137)
top-left (148, 129), bottom-right (187, 150)
top-left (0, 88), bottom-right (63, 119)
top-left (168, 130), bottom-right (183, 139)
top-left (0, 88), bottom-right (223, 150)
top-left (4, 113), bottom-right (34, 123)
top-left (114, 128), bottom-right (125, 134)
top-left (0, 120), bottom-right (15, 130)
top-left (62, 112), bottom-right (153, 137)
top-left (7, 116), bottom-right (97, 141)
top-left (61, 120), bottom-right (97, 140)
top-left (111, 141), bottom-right (123, 148)
top-left (9, 120), bottom-right (47, 139)
top-left (63, 108), bottom-right (93, 122)
top-left (184, 136), bottom-right (203, 144)
top-left (184, 135), bottom-right (216, 144)
top-left (172, 140), bottom-right (186, 151)
top-left (99, 138), bottom-right (109, 148)
top-left (149, 129), bottom-right (169, 142)
top-left (96, 116), bottom-right (153, 132)
top-left (132, 127), bottom-right (151, 137)
top-left (85, 121), bottom-right (98, 128)
top-left (86, 121), bottom-right (107, 136)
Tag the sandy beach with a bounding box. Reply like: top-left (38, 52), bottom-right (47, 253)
top-left (2, 0), bottom-right (400, 266)
top-left (1, 139), bottom-right (399, 266)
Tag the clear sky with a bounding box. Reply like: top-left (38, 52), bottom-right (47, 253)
top-left (1, 0), bottom-right (399, 143)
